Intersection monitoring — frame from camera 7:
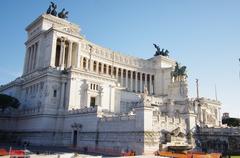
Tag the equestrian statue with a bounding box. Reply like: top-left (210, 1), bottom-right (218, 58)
top-left (171, 62), bottom-right (187, 81)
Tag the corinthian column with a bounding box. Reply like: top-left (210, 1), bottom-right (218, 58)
top-left (140, 72), bottom-right (142, 93)
top-left (67, 41), bottom-right (72, 68)
top-left (130, 71), bottom-right (133, 91)
top-left (149, 74), bottom-right (153, 95)
top-left (125, 70), bottom-right (128, 89)
top-left (121, 69), bottom-right (123, 87)
top-left (60, 39), bottom-right (66, 70)
top-left (134, 72), bottom-right (137, 92)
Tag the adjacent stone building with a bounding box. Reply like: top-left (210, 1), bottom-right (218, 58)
top-left (0, 13), bottom-right (221, 155)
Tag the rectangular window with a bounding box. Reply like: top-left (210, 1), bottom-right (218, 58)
top-left (53, 90), bottom-right (57, 97)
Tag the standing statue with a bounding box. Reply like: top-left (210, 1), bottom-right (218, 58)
top-left (153, 43), bottom-right (169, 57)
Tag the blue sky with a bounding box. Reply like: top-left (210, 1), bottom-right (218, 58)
top-left (0, 0), bottom-right (239, 117)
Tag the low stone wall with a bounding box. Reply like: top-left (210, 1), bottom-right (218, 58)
top-left (195, 127), bottom-right (240, 154)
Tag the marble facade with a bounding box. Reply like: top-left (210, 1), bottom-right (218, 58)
top-left (0, 14), bottom-right (221, 155)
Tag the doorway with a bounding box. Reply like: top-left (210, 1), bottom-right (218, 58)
top-left (90, 97), bottom-right (96, 107)
top-left (73, 130), bottom-right (77, 147)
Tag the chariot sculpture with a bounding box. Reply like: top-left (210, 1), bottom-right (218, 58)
top-left (153, 43), bottom-right (169, 57)
top-left (46, 2), bottom-right (69, 19)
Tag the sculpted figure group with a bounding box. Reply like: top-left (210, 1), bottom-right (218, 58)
top-left (46, 2), bottom-right (68, 19)
top-left (153, 43), bottom-right (169, 57)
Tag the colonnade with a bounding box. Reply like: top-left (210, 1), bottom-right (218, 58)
top-left (53, 38), bottom-right (155, 94)
top-left (54, 37), bottom-right (78, 70)
top-left (80, 56), bottom-right (155, 94)
top-left (25, 42), bottom-right (38, 73)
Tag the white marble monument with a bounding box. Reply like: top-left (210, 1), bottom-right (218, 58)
top-left (0, 13), bottom-right (221, 155)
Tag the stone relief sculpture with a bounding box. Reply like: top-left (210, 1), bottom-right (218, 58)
top-left (153, 43), bottom-right (169, 57)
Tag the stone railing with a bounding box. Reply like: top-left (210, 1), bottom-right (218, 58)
top-left (67, 107), bottom-right (97, 115)
top-left (0, 106), bottom-right (44, 117)
top-left (198, 127), bottom-right (240, 136)
top-left (100, 114), bottom-right (136, 122)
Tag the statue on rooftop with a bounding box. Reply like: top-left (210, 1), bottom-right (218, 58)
top-left (58, 8), bottom-right (69, 19)
top-left (153, 43), bottom-right (169, 57)
top-left (46, 2), bottom-right (69, 19)
top-left (50, 2), bottom-right (57, 16)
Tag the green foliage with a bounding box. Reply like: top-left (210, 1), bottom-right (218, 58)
top-left (0, 93), bottom-right (20, 112)
top-left (222, 117), bottom-right (240, 127)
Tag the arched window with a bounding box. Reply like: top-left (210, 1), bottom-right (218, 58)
top-left (103, 64), bottom-right (107, 74)
top-left (128, 70), bottom-right (131, 79)
top-left (98, 63), bottom-right (102, 73)
top-left (118, 68), bottom-right (121, 77)
top-left (113, 67), bottom-right (117, 76)
top-left (108, 66), bottom-right (112, 75)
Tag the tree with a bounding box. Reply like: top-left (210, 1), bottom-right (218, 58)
top-left (0, 94), bottom-right (20, 112)
top-left (222, 117), bottom-right (240, 127)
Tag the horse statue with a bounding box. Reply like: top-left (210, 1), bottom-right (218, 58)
top-left (58, 8), bottom-right (69, 19)
top-left (46, 2), bottom-right (57, 16)
top-left (171, 62), bottom-right (187, 81)
top-left (153, 43), bottom-right (169, 57)
top-left (50, 2), bottom-right (57, 16)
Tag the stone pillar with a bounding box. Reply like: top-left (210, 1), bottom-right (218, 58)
top-left (135, 72), bottom-right (138, 92)
top-left (50, 34), bottom-right (57, 67)
top-left (106, 65), bottom-right (109, 75)
top-left (33, 43), bottom-right (37, 70)
top-left (86, 58), bottom-right (89, 70)
top-left (80, 57), bottom-right (83, 69)
top-left (60, 40), bottom-right (66, 70)
top-left (116, 67), bottom-right (119, 80)
top-left (144, 73), bottom-right (147, 90)
top-left (60, 81), bottom-right (66, 108)
top-left (30, 45), bottom-right (35, 72)
top-left (67, 41), bottom-right (72, 68)
top-left (140, 72), bottom-right (143, 93)
top-left (130, 71), bottom-right (133, 91)
top-left (77, 44), bottom-right (81, 68)
top-left (111, 65), bottom-right (114, 77)
top-left (149, 74), bottom-right (153, 95)
top-left (101, 63), bottom-right (104, 74)
top-left (125, 70), bottom-right (128, 89)
top-left (96, 61), bottom-right (99, 73)
top-left (35, 42), bottom-right (40, 69)
top-left (28, 45), bottom-right (32, 72)
top-left (121, 69), bottom-right (123, 87)
top-left (25, 47), bottom-right (31, 73)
